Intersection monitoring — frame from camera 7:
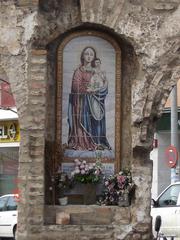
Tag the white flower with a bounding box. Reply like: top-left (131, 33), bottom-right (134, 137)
top-left (105, 181), bottom-right (109, 186)
top-left (95, 169), bottom-right (100, 175)
top-left (85, 166), bottom-right (89, 172)
top-left (81, 170), bottom-right (85, 174)
top-left (89, 165), bottom-right (93, 170)
top-left (75, 169), bottom-right (80, 174)
top-left (57, 166), bottom-right (62, 173)
top-left (71, 171), bottom-right (75, 176)
top-left (74, 159), bottom-right (81, 166)
top-left (82, 160), bottom-right (86, 164)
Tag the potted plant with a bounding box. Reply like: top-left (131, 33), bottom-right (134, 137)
top-left (55, 169), bottom-right (71, 205)
top-left (70, 159), bottom-right (103, 204)
top-left (101, 169), bottom-right (135, 206)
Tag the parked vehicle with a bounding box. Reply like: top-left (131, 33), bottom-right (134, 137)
top-left (0, 194), bottom-right (17, 239)
top-left (154, 215), bottom-right (176, 240)
top-left (151, 182), bottom-right (180, 240)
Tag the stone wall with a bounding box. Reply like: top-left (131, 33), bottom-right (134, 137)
top-left (0, 0), bottom-right (180, 239)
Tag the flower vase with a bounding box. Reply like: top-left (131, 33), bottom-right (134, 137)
top-left (118, 192), bottom-right (130, 207)
top-left (83, 183), bottom-right (96, 205)
top-left (58, 196), bottom-right (68, 206)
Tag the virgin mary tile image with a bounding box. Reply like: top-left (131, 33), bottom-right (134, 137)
top-left (62, 36), bottom-right (116, 159)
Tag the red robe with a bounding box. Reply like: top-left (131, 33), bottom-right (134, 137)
top-left (68, 66), bottom-right (97, 150)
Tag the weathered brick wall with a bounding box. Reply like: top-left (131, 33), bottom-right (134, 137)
top-left (0, 0), bottom-right (179, 239)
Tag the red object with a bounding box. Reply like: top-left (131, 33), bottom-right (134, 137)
top-left (153, 139), bottom-right (158, 148)
top-left (0, 82), bottom-right (15, 107)
top-left (165, 145), bottom-right (178, 168)
top-left (12, 189), bottom-right (21, 202)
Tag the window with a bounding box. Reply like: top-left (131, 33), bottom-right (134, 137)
top-left (158, 184), bottom-right (180, 207)
top-left (0, 197), bottom-right (8, 211)
top-left (6, 196), bottom-right (17, 211)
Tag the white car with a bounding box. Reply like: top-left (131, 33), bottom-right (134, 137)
top-left (151, 181), bottom-right (180, 239)
top-left (0, 194), bottom-right (18, 239)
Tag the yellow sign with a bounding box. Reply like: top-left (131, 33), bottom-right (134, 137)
top-left (0, 121), bottom-right (20, 143)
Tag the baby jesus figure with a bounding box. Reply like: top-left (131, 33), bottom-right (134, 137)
top-left (87, 58), bottom-right (107, 92)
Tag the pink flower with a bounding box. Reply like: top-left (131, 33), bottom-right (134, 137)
top-left (81, 170), bottom-right (85, 174)
top-left (117, 175), bottom-right (126, 184)
top-left (80, 164), bottom-right (85, 169)
top-left (108, 183), bottom-right (115, 191)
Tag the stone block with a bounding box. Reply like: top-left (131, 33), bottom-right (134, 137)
top-left (113, 207), bottom-right (131, 224)
top-left (56, 212), bottom-right (70, 225)
top-left (30, 82), bottom-right (46, 90)
top-left (132, 233), bottom-right (142, 240)
top-left (31, 49), bottom-right (47, 56)
top-left (17, 0), bottom-right (39, 7)
top-left (70, 212), bottom-right (95, 225)
top-left (154, 2), bottom-right (178, 10)
top-left (133, 222), bottom-right (150, 233)
top-left (95, 207), bottom-right (113, 224)
top-left (29, 88), bottom-right (46, 97)
top-left (31, 74), bottom-right (47, 81)
top-left (28, 216), bottom-right (44, 225)
top-left (59, 205), bottom-right (93, 214)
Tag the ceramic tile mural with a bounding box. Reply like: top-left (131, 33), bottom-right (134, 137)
top-left (62, 36), bottom-right (116, 159)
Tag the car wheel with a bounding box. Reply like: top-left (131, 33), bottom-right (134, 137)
top-left (13, 226), bottom-right (17, 240)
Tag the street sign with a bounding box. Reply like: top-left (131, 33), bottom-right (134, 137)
top-left (165, 145), bottom-right (178, 168)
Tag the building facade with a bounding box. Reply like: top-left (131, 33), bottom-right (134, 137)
top-left (151, 80), bottom-right (180, 199)
top-left (0, 81), bottom-right (19, 196)
top-left (0, 0), bottom-right (180, 239)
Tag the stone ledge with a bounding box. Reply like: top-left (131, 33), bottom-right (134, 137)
top-left (44, 205), bottom-right (131, 226)
top-left (40, 224), bottom-right (114, 240)
top-left (153, 2), bottom-right (178, 10)
top-left (42, 224), bottom-right (113, 231)
top-left (31, 49), bottom-right (47, 56)
top-left (16, 0), bottom-right (39, 7)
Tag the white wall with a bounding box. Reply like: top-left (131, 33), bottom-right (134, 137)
top-left (151, 131), bottom-right (180, 198)
top-left (150, 148), bottom-right (158, 199)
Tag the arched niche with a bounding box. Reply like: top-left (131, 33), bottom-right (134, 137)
top-left (45, 27), bottom-right (137, 204)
